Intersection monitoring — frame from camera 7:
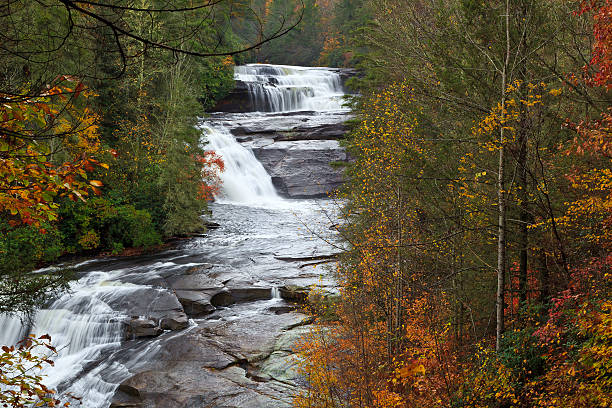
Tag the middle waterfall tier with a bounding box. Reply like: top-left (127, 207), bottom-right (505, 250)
top-left (202, 64), bottom-right (349, 204)
top-left (201, 123), bottom-right (279, 204)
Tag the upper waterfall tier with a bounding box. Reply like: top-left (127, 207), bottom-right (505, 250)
top-left (232, 64), bottom-right (346, 113)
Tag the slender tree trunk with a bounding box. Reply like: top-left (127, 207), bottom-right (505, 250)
top-left (518, 111), bottom-right (529, 305)
top-left (395, 183), bottom-right (403, 355)
top-left (496, 135), bottom-right (507, 352)
top-left (517, 0), bottom-right (531, 308)
top-left (496, 0), bottom-right (511, 352)
top-left (538, 249), bottom-right (550, 305)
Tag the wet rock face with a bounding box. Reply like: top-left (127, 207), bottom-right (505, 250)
top-left (279, 285), bottom-right (309, 303)
top-left (175, 290), bottom-right (217, 316)
top-left (222, 111), bottom-right (351, 199)
top-left (111, 313), bottom-right (313, 408)
top-left (252, 140), bottom-right (347, 198)
top-left (105, 287), bottom-right (184, 321)
top-left (159, 312), bottom-right (189, 331)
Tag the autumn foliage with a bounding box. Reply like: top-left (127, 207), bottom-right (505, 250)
top-left (0, 335), bottom-right (67, 407)
top-left (0, 79), bottom-right (105, 228)
top-left (197, 151), bottom-right (225, 201)
top-left (295, 1), bottom-right (611, 407)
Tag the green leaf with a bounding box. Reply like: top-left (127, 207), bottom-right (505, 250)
top-left (41, 191), bottom-right (54, 202)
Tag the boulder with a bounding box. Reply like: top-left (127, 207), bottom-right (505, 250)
top-left (232, 122), bottom-right (347, 142)
top-left (228, 287), bottom-right (272, 302)
top-left (250, 140), bottom-right (347, 198)
top-left (166, 274), bottom-right (223, 291)
top-left (278, 285), bottom-right (309, 303)
top-left (104, 287), bottom-right (184, 321)
top-left (258, 351), bottom-right (300, 384)
top-left (174, 290), bottom-right (216, 317)
top-left (210, 290), bottom-right (235, 307)
top-left (110, 325), bottom-right (296, 407)
top-left (269, 305), bottom-right (298, 314)
top-left (159, 312), bottom-right (189, 330)
top-left (275, 123), bottom-right (347, 141)
top-left (113, 365), bottom-right (289, 407)
top-left (124, 318), bottom-right (163, 339)
top-left (109, 403), bottom-right (141, 408)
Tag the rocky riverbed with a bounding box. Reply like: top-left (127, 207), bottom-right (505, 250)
top-left (206, 110), bottom-right (351, 198)
top-left (106, 201), bottom-right (342, 407)
top-left (0, 64), bottom-right (351, 408)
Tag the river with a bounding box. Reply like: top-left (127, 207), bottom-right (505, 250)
top-left (0, 64), bottom-right (350, 407)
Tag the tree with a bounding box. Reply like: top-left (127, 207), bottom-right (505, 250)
top-left (0, 335), bottom-right (67, 408)
top-left (354, 0), bottom-right (598, 349)
top-left (0, 78), bottom-right (105, 314)
top-left (295, 0), bottom-right (611, 406)
top-left (0, 79), bottom-right (104, 227)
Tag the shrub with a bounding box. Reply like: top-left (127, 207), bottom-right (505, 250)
top-left (58, 197), bottom-right (161, 253)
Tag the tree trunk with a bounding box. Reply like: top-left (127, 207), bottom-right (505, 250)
top-left (496, 0), bottom-right (511, 353)
top-left (518, 109), bottom-right (529, 305)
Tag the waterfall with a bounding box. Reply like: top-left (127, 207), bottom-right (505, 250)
top-left (0, 314), bottom-right (28, 346)
top-left (0, 268), bottom-right (167, 406)
top-left (201, 123), bottom-right (280, 204)
top-left (0, 64), bottom-right (347, 408)
top-left (234, 64), bottom-right (345, 112)
top-left (202, 64), bottom-right (347, 205)
top-left (270, 286), bottom-right (281, 299)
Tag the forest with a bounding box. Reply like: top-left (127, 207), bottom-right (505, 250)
top-left (0, 0), bottom-right (610, 407)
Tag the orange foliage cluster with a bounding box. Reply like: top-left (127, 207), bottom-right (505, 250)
top-left (197, 150), bottom-right (225, 201)
top-left (561, 0), bottom-right (612, 252)
top-left (0, 334), bottom-right (70, 407)
top-left (578, 0), bottom-right (612, 90)
top-left (0, 80), bottom-right (105, 228)
top-left (295, 84), bottom-right (461, 407)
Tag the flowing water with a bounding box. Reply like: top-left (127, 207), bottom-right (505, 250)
top-left (199, 123), bottom-right (280, 204)
top-left (0, 63), bottom-right (350, 407)
top-left (235, 64), bottom-right (345, 112)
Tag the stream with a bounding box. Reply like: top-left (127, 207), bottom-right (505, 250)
top-left (0, 64), bottom-right (351, 407)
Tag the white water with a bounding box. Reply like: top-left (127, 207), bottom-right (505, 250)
top-left (0, 272), bottom-right (128, 406)
top-left (30, 280), bottom-right (126, 405)
top-left (0, 314), bottom-right (27, 346)
top-left (200, 123), bottom-right (280, 204)
top-left (0, 262), bottom-right (190, 406)
top-left (234, 64), bottom-right (345, 112)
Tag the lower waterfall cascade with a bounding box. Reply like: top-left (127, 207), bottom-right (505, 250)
top-left (0, 63), bottom-right (350, 407)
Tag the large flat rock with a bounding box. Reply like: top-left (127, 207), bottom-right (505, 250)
top-left (249, 140), bottom-right (347, 198)
top-left (111, 310), bottom-right (312, 408)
